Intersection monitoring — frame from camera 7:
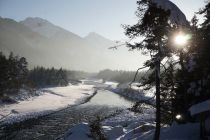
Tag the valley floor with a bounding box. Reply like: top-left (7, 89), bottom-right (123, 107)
top-left (1, 80), bottom-right (203, 140)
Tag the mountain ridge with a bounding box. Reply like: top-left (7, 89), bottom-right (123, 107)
top-left (0, 17), bottom-right (144, 72)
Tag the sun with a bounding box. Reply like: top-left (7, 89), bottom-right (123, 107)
top-left (174, 33), bottom-right (188, 46)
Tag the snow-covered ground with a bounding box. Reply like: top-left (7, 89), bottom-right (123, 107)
top-left (101, 109), bottom-right (155, 140)
top-left (137, 122), bottom-right (200, 140)
top-left (63, 81), bottom-right (205, 140)
top-left (65, 111), bottom-right (203, 140)
top-left (0, 79), bottom-right (118, 125)
top-left (0, 83), bottom-right (95, 124)
top-left (108, 82), bottom-right (155, 103)
top-left (64, 109), bottom-right (155, 140)
top-left (64, 81), bottom-right (157, 140)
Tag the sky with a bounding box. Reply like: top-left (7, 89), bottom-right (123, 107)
top-left (0, 0), bottom-right (206, 41)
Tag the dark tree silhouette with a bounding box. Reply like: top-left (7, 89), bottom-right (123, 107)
top-left (28, 67), bottom-right (68, 88)
top-left (124, 0), bottom-right (188, 139)
top-left (0, 52), bottom-right (28, 96)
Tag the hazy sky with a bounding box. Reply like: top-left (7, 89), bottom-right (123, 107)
top-left (0, 0), bottom-right (206, 40)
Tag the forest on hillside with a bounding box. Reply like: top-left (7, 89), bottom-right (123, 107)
top-left (96, 69), bottom-right (147, 84)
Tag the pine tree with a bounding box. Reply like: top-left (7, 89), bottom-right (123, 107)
top-left (0, 52), bottom-right (9, 96)
top-left (56, 68), bottom-right (68, 86)
top-left (0, 52), bottom-right (29, 96)
top-left (124, 0), bottom-right (190, 139)
top-left (124, 1), bottom-right (173, 139)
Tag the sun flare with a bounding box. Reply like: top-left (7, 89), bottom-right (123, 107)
top-left (174, 33), bottom-right (188, 46)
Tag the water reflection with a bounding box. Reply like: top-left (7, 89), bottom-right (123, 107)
top-left (84, 90), bottom-right (133, 108)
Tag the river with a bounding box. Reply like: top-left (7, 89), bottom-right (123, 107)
top-left (0, 89), bottom-right (135, 140)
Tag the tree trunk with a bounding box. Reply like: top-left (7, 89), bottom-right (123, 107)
top-left (154, 55), bottom-right (161, 140)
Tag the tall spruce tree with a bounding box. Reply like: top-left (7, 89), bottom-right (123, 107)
top-left (124, 0), bottom-right (189, 139)
top-left (125, 1), bottom-right (171, 139)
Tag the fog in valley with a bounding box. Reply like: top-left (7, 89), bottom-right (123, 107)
top-left (0, 16), bottom-right (147, 72)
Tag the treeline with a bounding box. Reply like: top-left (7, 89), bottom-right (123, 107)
top-left (0, 52), bottom-right (88, 96)
top-left (96, 69), bottom-right (146, 83)
top-left (67, 70), bottom-right (93, 81)
top-left (0, 52), bottom-right (28, 96)
top-left (28, 67), bottom-right (68, 87)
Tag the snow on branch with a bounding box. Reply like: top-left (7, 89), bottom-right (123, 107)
top-left (151, 0), bottom-right (188, 26)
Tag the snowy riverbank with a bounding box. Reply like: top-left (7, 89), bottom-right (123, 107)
top-left (0, 83), bottom-right (95, 124)
top-left (106, 82), bottom-right (155, 104)
top-left (64, 109), bottom-right (156, 140)
top-left (64, 102), bottom-right (204, 140)
top-left (63, 81), bottom-right (206, 140)
top-left (63, 81), bottom-right (157, 140)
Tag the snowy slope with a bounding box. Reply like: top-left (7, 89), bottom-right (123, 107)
top-left (137, 122), bottom-right (200, 140)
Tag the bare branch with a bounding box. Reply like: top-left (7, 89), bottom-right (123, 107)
top-left (129, 66), bottom-right (148, 86)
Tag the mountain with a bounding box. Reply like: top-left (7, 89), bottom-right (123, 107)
top-left (84, 32), bottom-right (114, 49)
top-left (20, 17), bottom-right (63, 38)
top-left (20, 17), bottom-right (83, 41)
top-left (0, 17), bottom-right (52, 67)
top-left (20, 17), bottom-right (88, 51)
top-left (0, 17), bottom-right (145, 72)
top-left (0, 17), bottom-right (88, 69)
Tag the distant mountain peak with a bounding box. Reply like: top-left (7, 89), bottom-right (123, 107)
top-left (20, 17), bottom-right (61, 38)
top-left (86, 32), bottom-right (106, 38)
top-left (23, 17), bottom-right (49, 23)
top-left (85, 32), bottom-right (113, 42)
top-left (21, 17), bottom-right (52, 28)
top-left (84, 32), bottom-right (114, 48)
top-left (20, 17), bottom-right (82, 39)
top-left (87, 32), bottom-right (99, 36)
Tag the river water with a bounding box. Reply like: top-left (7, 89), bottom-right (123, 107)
top-left (0, 90), bottom-right (134, 140)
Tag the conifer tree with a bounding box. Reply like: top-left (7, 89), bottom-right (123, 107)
top-left (182, 2), bottom-right (210, 106)
top-left (124, 0), bottom-right (189, 139)
top-left (0, 52), bottom-right (28, 96)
